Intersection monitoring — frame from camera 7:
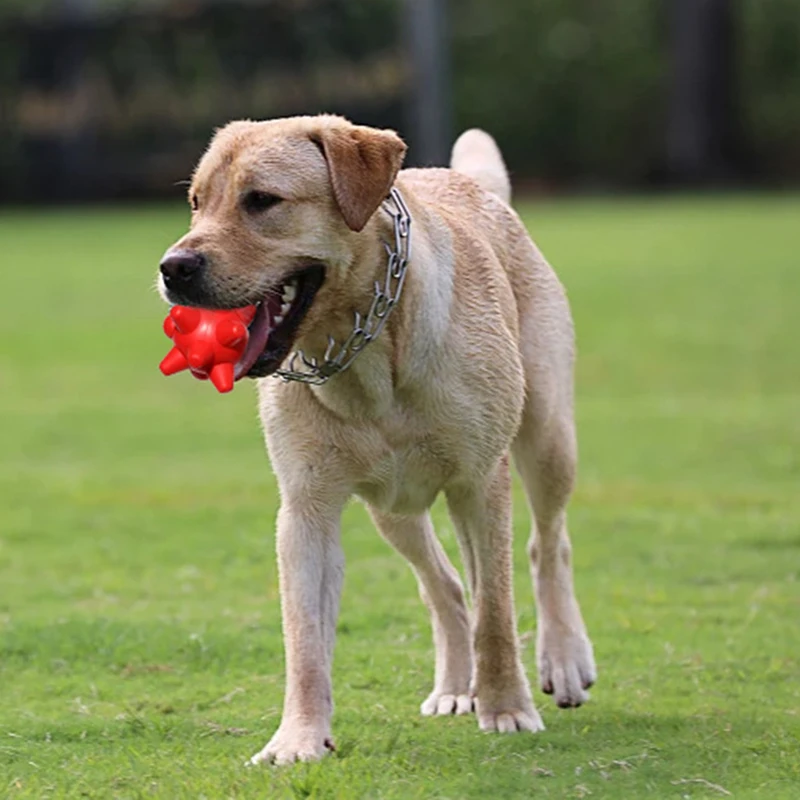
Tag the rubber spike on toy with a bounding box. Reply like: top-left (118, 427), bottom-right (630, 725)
top-left (216, 318), bottom-right (247, 349)
top-left (210, 362), bottom-right (235, 393)
top-left (163, 316), bottom-right (176, 338)
top-left (187, 341), bottom-right (214, 372)
top-left (170, 305), bottom-right (201, 335)
top-left (160, 345), bottom-right (189, 376)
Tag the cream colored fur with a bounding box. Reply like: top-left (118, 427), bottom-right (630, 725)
top-left (159, 115), bottom-right (596, 766)
top-left (450, 128), bottom-right (512, 204)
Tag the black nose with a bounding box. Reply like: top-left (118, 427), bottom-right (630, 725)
top-left (160, 249), bottom-right (206, 285)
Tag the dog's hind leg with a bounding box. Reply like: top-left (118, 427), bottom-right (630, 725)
top-left (368, 509), bottom-right (474, 716)
top-left (445, 457), bottom-right (544, 733)
top-left (511, 369), bottom-right (597, 708)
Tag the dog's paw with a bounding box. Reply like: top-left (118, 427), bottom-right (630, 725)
top-left (537, 625), bottom-right (596, 708)
top-left (475, 675), bottom-right (544, 733)
top-left (248, 726), bottom-right (335, 767)
top-left (421, 689), bottom-right (474, 716)
top-left (476, 699), bottom-right (544, 733)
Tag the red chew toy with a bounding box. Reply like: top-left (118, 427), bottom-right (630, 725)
top-left (160, 305), bottom-right (257, 393)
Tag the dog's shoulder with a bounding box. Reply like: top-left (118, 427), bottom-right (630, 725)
top-left (396, 167), bottom-right (532, 279)
top-left (398, 167), bottom-right (499, 211)
top-left (398, 167), bottom-right (524, 234)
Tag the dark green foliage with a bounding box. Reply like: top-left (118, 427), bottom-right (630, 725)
top-left (4, 0), bottom-right (800, 196)
top-left (452, 0), bottom-right (666, 185)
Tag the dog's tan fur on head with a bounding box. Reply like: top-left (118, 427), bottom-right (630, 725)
top-left (159, 114), bottom-right (596, 765)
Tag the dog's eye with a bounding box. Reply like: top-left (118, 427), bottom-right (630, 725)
top-left (243, 191), bottom-right (282, 214)
top-left (190, 194), bottom-right (199, 212)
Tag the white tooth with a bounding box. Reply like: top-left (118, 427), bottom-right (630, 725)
top-left (273, 314), bottom-right (284, 325)
top-left (282, 284), bottom-right (297, 302)
top-left (280, 302), bottom-right (291, 315)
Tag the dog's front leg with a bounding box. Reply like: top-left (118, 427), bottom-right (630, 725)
top-left (250, 503), bottom-right (344, 766)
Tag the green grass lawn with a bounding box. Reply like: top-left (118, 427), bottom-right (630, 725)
top-left (1, 194), bottom-right (798, 799)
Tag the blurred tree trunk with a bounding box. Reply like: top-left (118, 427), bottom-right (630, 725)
top-left (57, 0), bottom-right (96, 201)
top-left (404, 0), bottom-right (452, 166)
top-left (666, 0), bottom-right (744, 183)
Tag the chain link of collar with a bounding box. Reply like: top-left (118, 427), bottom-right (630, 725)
top-left (274, 187), bottom-right (411, 385)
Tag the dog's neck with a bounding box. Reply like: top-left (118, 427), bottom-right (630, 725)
top-left (285, 193), bottom-right (414, 419)
top-left (276, 189), bottom-right (411, 395)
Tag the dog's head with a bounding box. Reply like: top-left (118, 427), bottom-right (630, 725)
top-left (158, 115), bottom-right (406, 378)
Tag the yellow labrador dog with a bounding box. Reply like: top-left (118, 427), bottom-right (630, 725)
top-left (158, 115), bottom-right (596, 765)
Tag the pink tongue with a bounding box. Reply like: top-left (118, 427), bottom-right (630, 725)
top-left (234, 301), bottom-right (271, 380)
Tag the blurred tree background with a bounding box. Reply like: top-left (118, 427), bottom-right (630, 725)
top-left (1, 0), bottom-right (799, 203)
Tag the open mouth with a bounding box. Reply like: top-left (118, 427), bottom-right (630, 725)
top-left (234, 264), bottom-right (325, 380)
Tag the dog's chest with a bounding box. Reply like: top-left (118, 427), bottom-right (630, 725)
top-left (352, 414), bottom-right (459, 515)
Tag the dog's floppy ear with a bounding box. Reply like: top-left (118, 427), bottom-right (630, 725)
top-left (312, 123), bottom-right (407, 232)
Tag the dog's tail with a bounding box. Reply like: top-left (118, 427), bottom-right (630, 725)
top-left (450, 129), bottom-right (511, 204)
